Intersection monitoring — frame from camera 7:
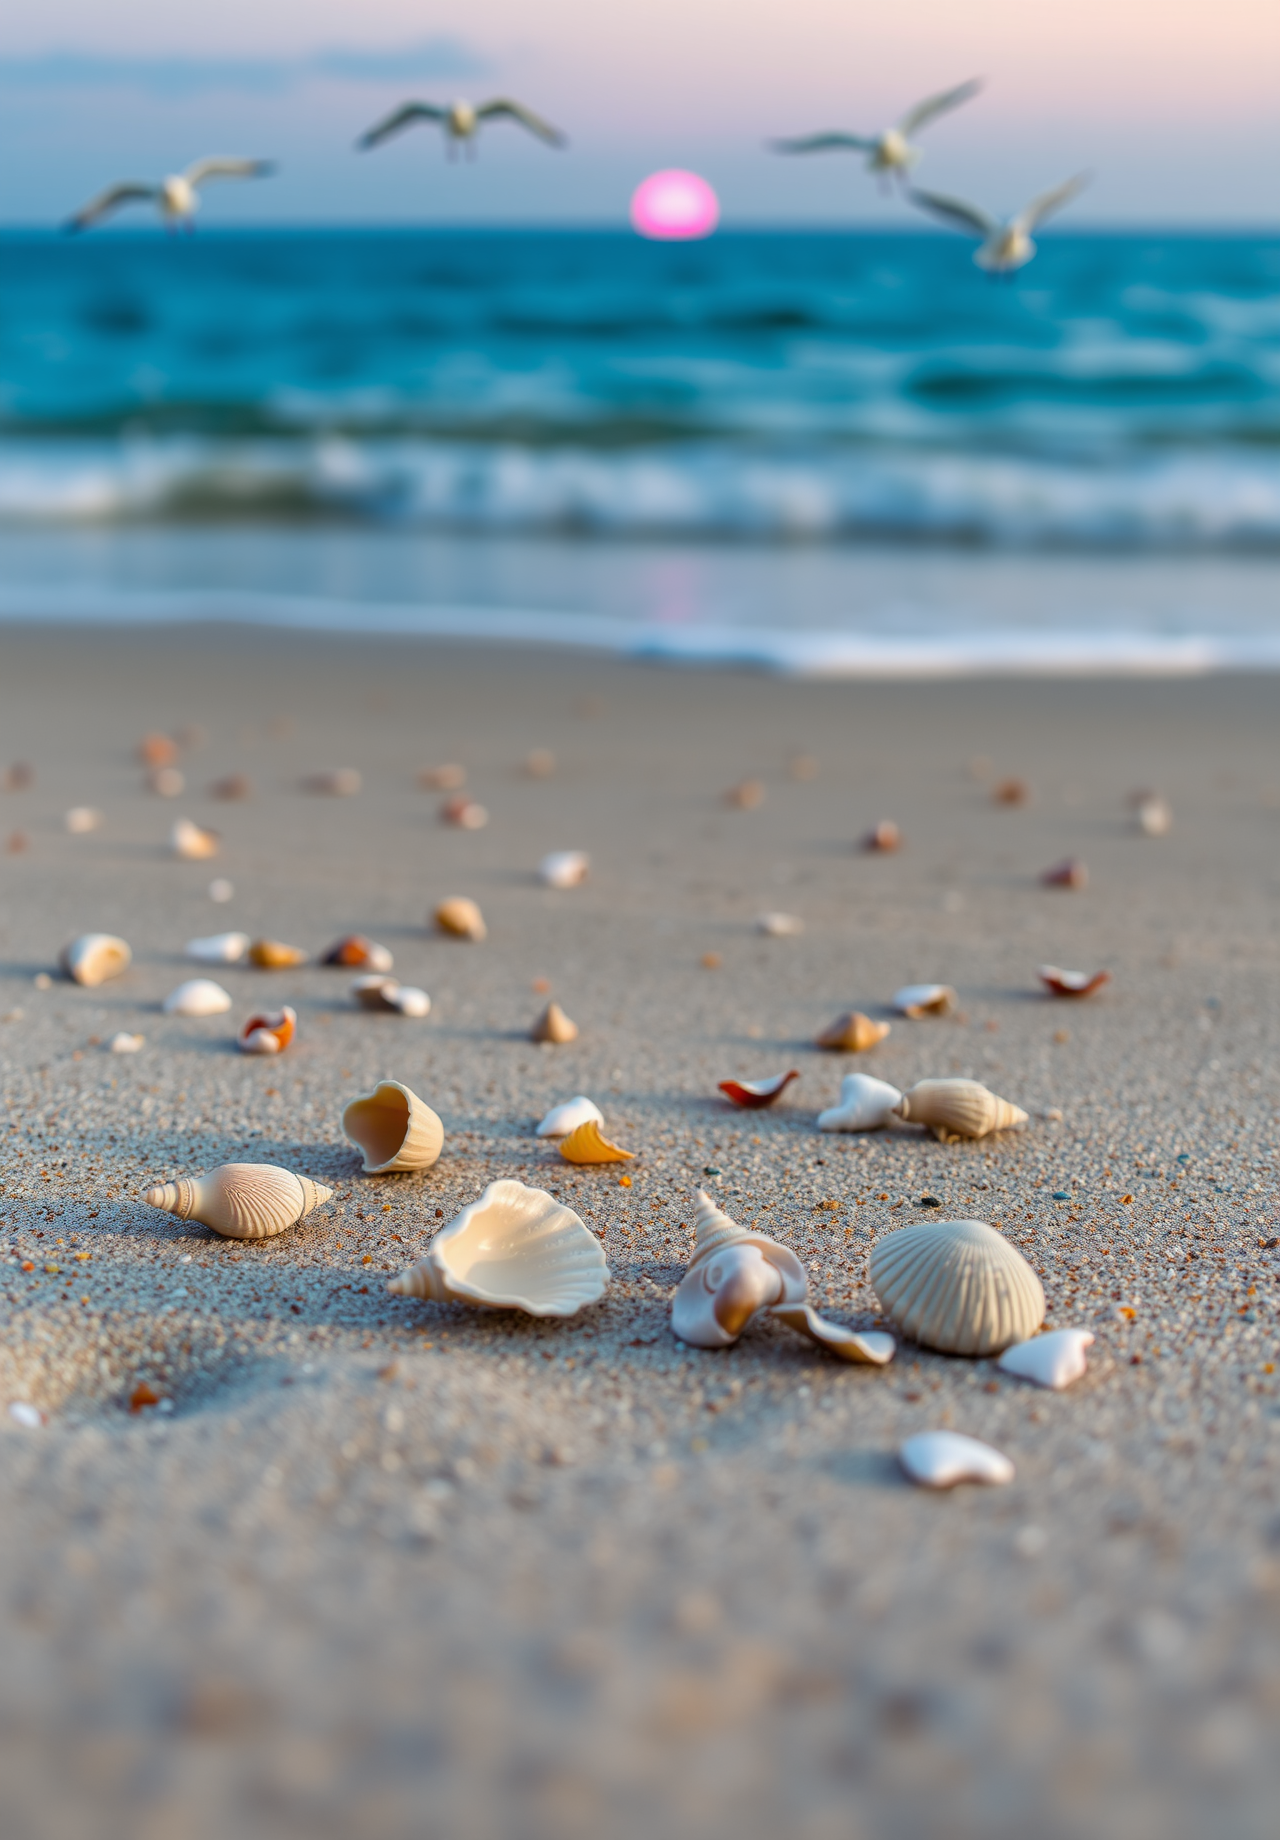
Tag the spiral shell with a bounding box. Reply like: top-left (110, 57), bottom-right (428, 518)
top-left (387, 1179), bottom-right (608, 1317)
top-left (869, 1218), bottom-right (1045, 1356)
top-left (342, 1079), bottom-right (444, 1174)
top-left (59, 933), bottom-right (131, 987)
top-left (817, 1073), bottom-right (902, 1133)
top-left (142, 1162), bottom-right (332, 1239)
top-left (815, 1011), bottom-right (891, 1052)
top-left (892, 1078), bottom-right (1028, 1142)
top-left (558, 1119), bottom-right (632, 1164)
top-left (671, 1191), bottom-right (807, 1348)
top-left (434, 897), bottom-right (486, 941)
top-left (531, 1000), bottom-right (578, 1044)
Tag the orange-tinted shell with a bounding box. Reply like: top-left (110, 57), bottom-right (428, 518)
top-left (248, 939), bottom-right (307, 969)
top-left (718, 1070), bottom-right (799, 1109)
top-left (559, 1119), bottom-right (634, 1165)
top-left (238, 1006), bottom-right (297, 1055)
top-left (815, 1011), bottom-right (891, 1052)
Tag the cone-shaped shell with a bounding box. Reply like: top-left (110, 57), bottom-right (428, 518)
top-left (142, 1162), bottom-right (332, 1240)
top-left (342, 1079), bottom-right (444, 1174)
top-left (387, 1179), bottom-right (607, 1316)
top-left (536, 1096), bottom-right (603, 1138)
top-left (434, 897), bottom-right (486, 941)
top-left (892, 1078), bottom-right (1028, 1142)
top-left (817, 1072), bottom-right (903, 1133)
top-left (171, 818), bottom-right (219, 860)
top-left (559, 1118), bottom-right (633, 1164)
top-left (248, 939), bottom-right (307, 969)
top-left (59, 933), bottom-right (131, 987)
top-left (531, 1000), bottom-right (578, 1044)
top-left (815, 1011), bottom-right (891, 1052)
top-left (869, 1218), bottom-right (1045, 1356)
top-left (671, 1192), bottom-right (808, 1348)
top-left (770, 1304), bottom-right (896, 1366)
top-left (322, 935), bottom-right (393, 971)
top-left (237, 1006), bottom-right (296, 1055)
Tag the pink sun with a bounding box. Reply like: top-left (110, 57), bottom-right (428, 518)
top-left (630, 170), bottom-right (720, 241)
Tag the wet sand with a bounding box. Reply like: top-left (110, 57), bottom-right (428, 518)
top-left (1, 625), bottom-right (1278, 1840)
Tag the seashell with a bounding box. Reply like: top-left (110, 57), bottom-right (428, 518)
top-left (1134, 794), bottom-right (1171, 837)
top-left (248, 938), bottom-right (307, 969)
top-left (147, 766), bottom-right (184, 797)
top-left (992, 777), bottom-right (1029, 806)
top-left (860, 819), bottom-right (901, 852)
top-left (439, 795), bottom-right (487, 829)
top-left (186, 931), bottom-right (249, 965)
top-left (559, 1119), bottom-right (633, 1165)
top-left (8, 1401), bottom-right (44, 1429)
top-left (524, 749), bottom-right (555, 778)
top-left (171, 817), bottom-right (219, 860)
top-left (756, 912), bottom-right (803, 937)
top-left (723, 779), bottom-right (764, 809)
top-left (108, 1031), bottom-right (145, 1053)
top-left (321, 935), bottom-right (393, 971)
top-left (60, 934), bottom-right (131, 987)
top-left (898, 1430), bottom-right (1014, 1489)
top-left (208, 878), bottom-right (235, 904)
top-left (237, 1006), bottom-right (296, 1055)
top-left (770, 1304), bottom-right (896, 1365)
top-left (387, 1178), bottom-right (607, 1316)
top-left (418, 763), bottom-right (465, 790)
top-left (817, 1073), bottom-right (902, 1132)
top-left (164, 978), bottom-right (232, 1017)
top-left (718, 1070), bottom-right (799, 1109)
top-left (342, 1079), bottom-right (444, 1174)
top-left (998, 1327), bottom-right (1094, 1390)
top-left (208, 774), bottom-right (253, 801)
top-left (143, 1161), bottom-right (331, 1239)
top-left (7, 830), bottom-right (28, 853)
top-left (539, 850), bottom-right (589, 889)
top-left (531, 1000), bottom-right (578, 1044)
top-left (138, 733), bottom-right (178, 768)
top-left (1041, 856), bottom-right (1087, 889)
top-left (788, 753), bottom-right (819, 781)
top-left (815, 1010), bottom-right (891, 1052)
top-left (671, 1191), bottom-right (806, 1347)
top-left (536, 1095), bottom-right (604, 1138)
top-left (64, 807), bottom-right (102, 834)
top-left (892, 1078), bottom-right (1028, 1142)
top-left (869, 1218), bottom-right (1045, 1355)
top-left (1038, 964), bottom-right (1110, 999)
top-left (303, 769), bottom-right (361, 797)
top-left (434, 897), bottom-right (486, 941)
top-left (351, 975), bottom-right (430, 1018)
top-left (891, 983), bottom-right (955, 1018)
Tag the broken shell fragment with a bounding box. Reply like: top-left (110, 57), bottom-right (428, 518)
top-left (756, 912), bottom-right (804, 937)
top-left (815, 1010), bottom-right (891, 1052)
top-left (869, 1218), bottom-right (1045, 1355)
top-left (64, 806), bottom-right (103, 834)
top-left (1131, 791), bottom-right (1171, 836)
top-left (388, 1179), bottom-right (607, 1317)
top-left (531, 1000), bottom-right (578, 1044)
top-left (350, 975), bottom-right (430, 1017)
top-left (418, 763), bottom-right (465, 791)
top-left (342, 1079), bottom-right (444, 1174)
top-left (892, 1078), bottom-right (1028, 1142)
top-left (860, 819), bottom-right (901, 852)
top-left (671, 1191), bottom-right (806, 1348)
top-left (992, 777), bottom-right (1029, 806)
top-left (143, 1162), bottom-right (331, 1239)
top-left (817, 1073), bottom-right (903, 1133)
top-left (1041, 857), bottom-right (1087, 889)
top-left (536, 1096), bottom-right (604, 1138)
top-left (59, 934), bottom-right (131, 988)
top-left (303, 769), bottom-right (361, 797)
top-left (899, 1430), bottom-right (1014, 1490)
top-left (718, 1070), bottom-right (799, 1109)
top-left (138, 733), bottom-right (178, 768)
top-left (248, 939), bottom-right (308, 970)
top-left (321, 935), bottom-right (393, 972)
top-left (723, 779), bottom-right (765, 810)
top-left (559, 1119), bottom-right (633, 1165)
top-left (186, 931), bottom-right (249, 965)
top-left (237, 1006), bottom-right (296, 1055)
top-left (770, 1304), bottom-right (895, 1365)
top-left (539, 850), bottom-right (589, 889)
top-left (439, 795), bottom-right (488, 830)
top-left (1038, 965), bottom-right (1111, 999)
top-left (524, 749), bottom-right (555, 778)
top-left (163, 979), bottom-right (232, 1017)
top-left (998, 1327), bottom-right (1094, 1390)
top-left (171, 818), bottom-right (219, 860)
top-left (434, 897), bottom-right (486, 941)
top-left (108, 1031), bottom-right (145, 1054)
top-left (891, 983), bottom-right (955, 1018)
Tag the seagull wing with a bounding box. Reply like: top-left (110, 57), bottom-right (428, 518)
top-left (897, 78), bottom-right (983, 136)
top-left (1016, 172), bottom-right (1090, 233)
top-left (770, 132), bottom-right (875, 154)
top-left (474, 99), bottom-right (567, 145)
top-left (907, 187), bottom-right (996, 238)
top-left (184, 158), bottom-right (275, 188)
top-left (356, 103), bottom-right (447, 150)
top-left (64, 183), bottom-right (157, 232)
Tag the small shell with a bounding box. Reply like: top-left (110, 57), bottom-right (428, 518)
top-left (1, 761), bottom-right (32, 790)
top-left (342, 1079), bottom-right (444, 1174)
top-left (321, 935), bottom-right (394, 971)
top-left (891, 983), bottom-right (955, 1018)
top-left (147, 766), bottom-right (184, 797)
top-left (248, 939), bottom-right (308, 969)
top-left (143, 1162), bottom-right (331, 1239)
top-left (208, 878), bottom-right (235, 903)
top-left (1038, 965), bottom-right (1110, 999)
top-left (418, 763), bottom-right (465, 790)
top-left (163, 978), bottom-right (232, 1017)
top-left (439, 796), bottom-right (488, 830)
top-left (303, 769), bottom-right (361, 797)
top-left (869, 1218), bottom-right (1045, 1355)
top-left (387, 1178), bottom-right (607, 1317)
top-left (237, 1006), bottom-right (296, 1055)
top-left (1041, 857), bottom-right (1087, 889)
top-left (559, 1119), bottom-right (633, 1165)
top-left (756, 912), bottom-right (804, 937)
top-left (138, 733), bottom-right (178, 768)
top-left (724, 779), bottom-right (764, 809)
top-left (388, 985), bottom-right (431, 1018)
top-left (59, 933), bottom-right (131, 987)
top-left (109, 1032), bottom-right (145, 1054)
top-left (898, 1430), bottom-right (1014, 1489)
top-left (1132, 793), bottom-right (1171, 837)
top-left (186, 931), bottom-right (249, 964)
top-left (718, 1070), bottom-right (798, 1109)
top-left (815, 1011), bottom-right (891, 1052)
top-left (539, 850), bottom-right (589, 889)
top-left (817, 1073), bottom-right (902, 1132)
top-left (770, 1304), bottom-right (895, 1365)
top-left (171, 818), bottom-right (219, 860)
top-left (531, 1001), bottom-right (578, 1044)
top-left (351, 976), bottom-right (430, 1017)
top-left (64, 807), bottom-right (103, 834)
top-left (671, 1191), bottom-right (806, 1348)
top-left (992, 777), bottom-right (1030, 806)
top-left (860, 819), bottom-right (900, 852)
top-left (536, 1096), bottom-right (603, 1138)
top-left (524, 749), bottom-right (555, 778)
top-left (998, 1327), bottom-right (1094, 1390)
top-left (208, 774), bottom-right (253, 801)
top-left (893, 1078), bottom-right (1028, 1142)
top-left (434, 897), bottom-right (486, 941)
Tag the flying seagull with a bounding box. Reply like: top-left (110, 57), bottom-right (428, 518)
top-left (66, 158), bottom-right (275, 233)
top-left (356, 98), bottom-right (567, 160)
top-left (908, 174), bottom-right (1090, 273)
top-left (771, 79), bottom-right (982, 183)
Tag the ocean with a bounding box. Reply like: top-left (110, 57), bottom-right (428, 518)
top-left (2, 226), bottom-right (1280, 673)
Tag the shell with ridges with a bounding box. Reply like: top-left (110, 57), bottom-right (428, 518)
top-left (869, 1218), bottom-right (1044, 1356)
top-left (671, 1191), bottom-right (807, 1348)
top-left (817, 1073), bottom-right (902, 1133)
top-left (387, 1179), bottom-right (607, 1317)
top-left (531, 1000), bottom-right (578, 1043)
top-left (559, 1119), bottom-right (632, 1164)
top-left (142, 1162), bottom-right (332, 1240)
top-left (342, 1079), bottom-right (444, 1174)
top-left (434, 897), bottom-right (486, 941)
top-left (892, 1078), bottom-right (1028, 1142)
top-left (815, 1011), bottom-right (891, 1052)
top-left (770, 1304), bottom-right (895, 1365)
top-left (536, 1096), bottom-right (603, 1138)
top-left (163, 978), bottom-right (232, 1017)
top-left (59, 934), bottom-right (131, 988)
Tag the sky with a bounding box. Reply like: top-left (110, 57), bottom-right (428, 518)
top-left (2, 0), bottom-right (1279, 227)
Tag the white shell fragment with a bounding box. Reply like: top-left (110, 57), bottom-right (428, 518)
top-left (892, 1078), bottom-right (1028, 1143)
top-left (817, 1073), bottom-right (903, 1132)
top-left (770, 1304), bottom-right (896, 1365)
top-left (163, 979), bottom-right (232, 1017)
top-left (870, 1219), bottom-right (1045, 1357)
top-left (892, 983), bottom-right (955, 1018)
top-left (756, 912), bottom-right (804, 937)
top-left (388, 1179), bottom-right (608, 1317)
top-left (671, 1191), bottom-right (806, 1349)
top-left (171, 817), bottom-right (219, 860)
top-left (143, 1163), bottom-right (332, 1240)
top-left (186, 931), bottom-right (249, 964)
top-left (899, 1431), bottom-right (1015, 1490)
top-left (108, 1032), bottom-right (145, 1054)
top-left (350, 975), bottom-right (431, 1018)
top-left (536, 1096), bottom-right (604, 1138)
top-left (64, 807), bottom-right (103, 834)
top-left (1133, 794), bottom-right (1171, 837)
top-left (539, 850), bottom-right (589, 889)
top-left (59, 934), bottom-right (131, 987)
top-left (342, 1079), bottom-right (444, 1174)
top-left (8, 1402), bottom-right (44, 1429)
top-left (998, 1327), bottom-right (1095, 1390)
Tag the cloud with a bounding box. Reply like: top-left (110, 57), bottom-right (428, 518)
top-left (0, 39), bottom-right (489, 98)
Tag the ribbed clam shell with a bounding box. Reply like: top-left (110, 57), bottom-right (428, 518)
top-left (59, 933), bottom-right (131, 987)
top-left (892, 1078), bottom-right (1028, 1142)
top-left (142, 1162), bottom-right (332, 1239)
top-left (817, 1073), bottom-right (902, 1132)
top-left (342, 1079), bottom-right (443, 1174)
top-left (387, 1179), bottom-right (608, 1316)
top-left (869, 1218), bottom-right (1044, 1356)
top-left (671, 1193), bottom-right (808, 1348)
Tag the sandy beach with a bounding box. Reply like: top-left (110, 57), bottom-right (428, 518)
top-left (1, 623), bottom-right (1278, 1839)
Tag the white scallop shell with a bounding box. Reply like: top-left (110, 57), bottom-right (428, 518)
top-left (671, 1191), bottom-right (807, 1348)
top-left (770, 1304), bottom-right (895, 1365)
top-left (998, 1327), bottom-right (1094, 1390)
top-left (186, 931), bottom-right (249, 964)
top-left (539, 850), bottom-right (589, 889)
top-left (536, 1096), bottom-right (604, 1138)
top-left (171, 818), bottom-right (219, 860)
top-left (892, 1078), bottom-right (1028, 1142)
top-left (342, 1080), bottom-right (444, 1174)
top-left (59, 934), bottom-right (131, 987)
top-left (163, 978), bottom-right (232, 1017)
top-left (143, 1163), bottom-right (332, 1239)
top-left (899, 1430), bottom-right (1014, 1489)
top-left (891, 983), bottom-right (955, 1017)
top-left (817, 1073), bottom-right (902, 1132)
top-left (869, 1218), bottom-right (1045, 1356)
top-left (387, 1179), bottom-right (608, 1317)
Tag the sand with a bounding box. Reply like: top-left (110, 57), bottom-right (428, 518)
top-left (1, 624), bottom-right (1278, 1840)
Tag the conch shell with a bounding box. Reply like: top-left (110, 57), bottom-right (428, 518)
top-left (817, 1073), bottom-right (902, 1132)
top-left (531, 1000), bottom-right (578, 1044)
top-left (171, 818), bottom-right (219, 860)
top-left (322, 935), bottom-right (393, 971)
top-left (815, 1011), bottom-right (890, 1052)
top-left (1038, 965), bottom-right (1110, 999)
top-left (539, 851), bottom-right (589, 889)
top-left (892, 1078), bottom-right (1027, 1142)
top-left (351, 975), bottom-right (430, 1017)
top-left (718, 1070), bottom-right (798, 1109)
top-left (770, 1304), bottom-right (895, 1366)
top-left (536, 1096), bottom-right (603, 1138)
top-left (248, 939), bottom-right (307, 969)
top-left (387, 1179), bottom-right (608, 1317)
top-left (891, 983), bottom-right (955, 1018)
top-left (671, 1191), bottom-right (806, 1348)
top-left (186, 931), bottom-right (249, 964)
top-left (559, 1119), bottom-right (633, 1164)
top-left (869, 1217), bottom-right (1044, 1356)
top-left (143, 1162), bottom-right (332, 1239)
top-left (59, 933), bottom-right (131, 987)
top-left (434, 897), bottom-right (486, 941)
top-left (163, 978), bottom-right (231, 1017)
top-left (342, 1079), bottom-right (444, 1174)
top-left (237, 1006), bottom-right (296, 1055)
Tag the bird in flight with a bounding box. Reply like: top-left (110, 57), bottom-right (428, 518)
top-left (66, 158), bottom-right (275, 233)
top-left (908, 174), bottom-right (1090, 273)
top-left (771, 79), bottom-right (982, 184)
top-left (357, 98), bottom-right (567, 160)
